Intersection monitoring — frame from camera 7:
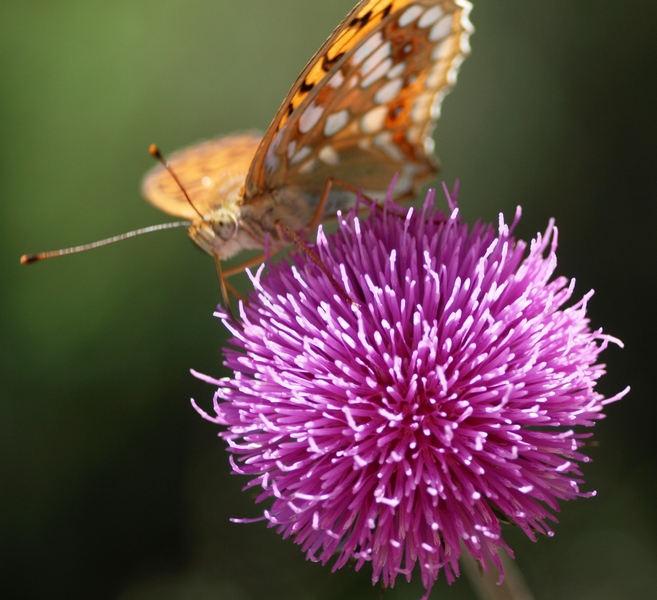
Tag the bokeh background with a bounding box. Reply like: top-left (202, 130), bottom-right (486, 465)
top-left (2, 1), bottom-right (655, 598)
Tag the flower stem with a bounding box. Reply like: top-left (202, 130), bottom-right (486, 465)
top-left (460, 548), bottom-right (535, 600)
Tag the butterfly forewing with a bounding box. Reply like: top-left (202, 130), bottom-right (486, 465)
top-left (24, 1), bottom-right (473, 287)
top-left (245, 0), bottom-right (473, 208)
top-left (140, 0), bottom-right (472, 264)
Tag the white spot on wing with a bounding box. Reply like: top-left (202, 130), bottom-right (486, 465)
top-left (375, 78), bottom-right (403, 105)
top-left (298, 101), bottom-right (323, 134)
top-left (406, 126), bottom-right (421, 144)
top-left (361, 58), bottom-right (393, 88)
top-left (297, 158), bottom-right (317, 175)
top-left (286, 140), bottom-right (297, 159)
top-left (460, 30), bottom-right (472, 54)
top-left (411, 92), bottom-right (432, 123)
top-left (387, 62), bottom-right (406, 80)
top-left (318, 146), bottom-right (339, 165)
top-left (418, 6), bottom-right (444, 28)
top-left (398, 5), bottom-right (423, 27)
top-left (460, 2), bottom-right (475, 42)
top-left (425, 63), bottom-right (447, 89)
top-left (352, 32), bottom-right (383, 65)
top-left (361, 41), bottom-right (391, 77)
top-left (264, 131), bottom-right (282, 173)
top-left (430, 91), bottom-right (446, 119)
top-left (324, 109), bottom-right (349, 137)
top-left (424, 137), bottom-right (435, 156)
top-left (432, 37), bottom-right (456, 62)
top-left (361, 106), bottom-right (387, 134)
top-left (447, 54), bottom-right (466, 85)
top-left (291, 145), bottom-right (312, 165)
top-left (374, 132), bottom-right (404, 161)
top-left (328, 70), bottom-right (344, 88)
top-left (429, 15), bottom-right (453, 42)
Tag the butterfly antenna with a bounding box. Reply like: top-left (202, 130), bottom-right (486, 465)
top-left (20, 221), bottom-right (191, 265)
top-left (149, 144), bottom-right (239, 310)
top-left (149, 144), bottom-right (205, 221)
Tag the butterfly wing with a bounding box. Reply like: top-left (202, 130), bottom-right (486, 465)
top-left (244, 0), bottom-right (473, 211)
top-left (142, 133), bottom-right (262, 220)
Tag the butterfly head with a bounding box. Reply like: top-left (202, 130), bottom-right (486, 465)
top-left (186, 205), bottom-right (240, 260)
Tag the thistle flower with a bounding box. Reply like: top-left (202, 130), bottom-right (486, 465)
top-left (192, 185), bottom-right (627, 599)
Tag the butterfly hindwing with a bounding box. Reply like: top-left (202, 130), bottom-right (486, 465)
top-left (142, 133), bottom-right (262, 220)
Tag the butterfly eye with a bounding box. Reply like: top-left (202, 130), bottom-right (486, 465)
top-left (210, 209), bottom-right (239, 241)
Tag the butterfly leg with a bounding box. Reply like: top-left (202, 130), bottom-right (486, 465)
top-left (213, 253), bottom-right (231, 308)
top-left (213, 253), bottom-right (245, 316)
top-left (275, 220), bottom-right (359, 308)
top-left (310, 177), bottom-right (379, 230)
top-left (222, 253), bottom-right (268, 278)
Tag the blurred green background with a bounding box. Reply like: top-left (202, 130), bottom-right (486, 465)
top-left (2, 1), bottom-right (655, 598)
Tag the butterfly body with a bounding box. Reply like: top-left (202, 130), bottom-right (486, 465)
top-left (142, 0), bottom-right (473, 262)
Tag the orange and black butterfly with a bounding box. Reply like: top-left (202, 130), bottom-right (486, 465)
top-left (23, 0), bottom-right (473, 286)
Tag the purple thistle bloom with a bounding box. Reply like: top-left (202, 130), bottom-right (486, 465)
top-left (193, 185), bottom-right (627, 599)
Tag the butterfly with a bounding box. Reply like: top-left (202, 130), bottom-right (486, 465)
top-left (22, 0), bottom-right (473, 291)
top-left (142, 0), bottom-right (473, 269)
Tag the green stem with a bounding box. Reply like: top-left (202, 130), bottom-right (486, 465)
top-left (460, 548), bottom-right (535, 600)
